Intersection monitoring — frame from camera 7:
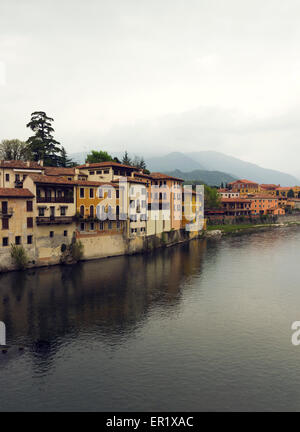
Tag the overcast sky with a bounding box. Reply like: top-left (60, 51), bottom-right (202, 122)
top-left (1, 0), bottom-right (300, 174)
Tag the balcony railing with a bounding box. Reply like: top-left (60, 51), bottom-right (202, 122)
top-left (37, 196), bottom-right (74, 203)
top-left (36, 216), bottom-right (74, 225)
top-left (0, 208), bottom-right (14, 218)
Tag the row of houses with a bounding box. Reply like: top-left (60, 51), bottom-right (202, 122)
top-left (213, 179), bottom-right (300, 218)
top-left (0, 160), bottom-right (204, 270)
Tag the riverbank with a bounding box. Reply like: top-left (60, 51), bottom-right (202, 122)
top-left (205, 220), bottom-right (300, 237)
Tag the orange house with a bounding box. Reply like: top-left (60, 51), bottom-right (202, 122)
top-left (248, 195), bottom-right (285, 215)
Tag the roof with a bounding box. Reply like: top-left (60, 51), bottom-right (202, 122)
top-left (151, 172), bottom-right (184, 182)
top-left (77, 161), bottom-right (138, 170)
top-left (260, 184), bottom-right (280, 189)
top-left (28, 174), bottom-right (118, 187)
top-left (247, 194), bottom-right (278, 199)
top-left (44, 167), bottom-right (75, 176)
top-left (229, 179), bottom-right (259, 185)
top-left (221, 198), bottom-right (251, 203)
top-left (0, 160), bottom-right (43, 170)
top-left (28, 174), bottom-right (76, 186)
top-left (276, 187), bottom-right (295, 191)
top-left (0, 188), bottom-right (34, 198)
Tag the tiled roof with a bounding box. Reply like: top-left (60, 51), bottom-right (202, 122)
top-left (151, 172), bottom-right (184, 182)
top-left (0, 188), bottom-right (34, 198)
top-left (221, 198), bottom-right (251, 203)
top-left (0, 160), bottom-right (43, 170)
top-left (229, 179), bottom-right (259, 185)
top-left (28, 174), bottom-right (76, 185)
top-left (28, 174), bottom-right (118, 187)
top-left (77, 161), bottom-right (138, 170)
top-left (44, 167), bottom-right (75, 176)
top-left (260, 184), bottom-right (280, 189)
top-left (248, 195), bottom-right (278, 199)
top-left (276, 186), bottom-right (294, 191)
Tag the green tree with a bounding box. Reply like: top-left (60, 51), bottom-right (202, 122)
top-left (132, 155), bottom-right (147, 171)
top-left (122, 151), bottom-right (131, 165)
top-left (26, 111), bottom-right (64, 166)
top-left (287, 188), bottom-right (295, 198)
top-left (204, 185), bottom-right (221, 209)
top-left (85, 150), bottom-right (113, 164)
top-left (0, 139), bottom-right (31, 160)
top-left (60, 147), bottom-right (76, 167)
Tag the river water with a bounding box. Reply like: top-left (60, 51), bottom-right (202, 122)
top-left (0, 226), bottom-right (300, 411)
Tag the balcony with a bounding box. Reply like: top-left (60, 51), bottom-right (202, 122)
top-left (37, 196), bottom-right (74, 204)
top-left (0, 208), bottom-right (14, 218)
top-left (15, 180), bottom-right (24, 188)
top-left (36, 216), bottom-right (74, 225)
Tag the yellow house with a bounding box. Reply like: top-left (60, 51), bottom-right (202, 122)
top-left (229, 179), bottom-right (259, 195)
top-left (76, 180), bottom-right (126, 237)
top-left (0, 160), bottom-right (44, 188)
top-left (0, 187), bottom-right (35, 269)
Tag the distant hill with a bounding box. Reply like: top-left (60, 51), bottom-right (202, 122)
top-left (146, 152), bottom-right (206, 172)
top-left (165, 169), bottom-right (236, 186)
top-left (187, 151), bottom-right (300, 186)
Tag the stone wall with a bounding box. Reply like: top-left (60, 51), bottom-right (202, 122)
top-left (277, 213), bottom-right (300, 223)
top-left (0, 227), bottom-right (203, 273)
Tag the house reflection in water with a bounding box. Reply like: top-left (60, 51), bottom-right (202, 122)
top-left (0, 239), bottom-right (208, 369)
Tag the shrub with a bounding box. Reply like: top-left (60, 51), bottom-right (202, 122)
top-left (69, 240), bottom-right (84, 262)
top-left (10, 244), bottom-right (28, 270)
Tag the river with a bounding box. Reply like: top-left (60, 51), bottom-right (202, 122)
top-left (0, 226), bottom-right (300, 411)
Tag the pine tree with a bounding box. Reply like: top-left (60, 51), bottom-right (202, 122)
top-left (122, 151), bottom-right (131, 166)
top-left (26, 111), bottom-right (64, 166)
top-left (60, 147), bottom-right (76, 167)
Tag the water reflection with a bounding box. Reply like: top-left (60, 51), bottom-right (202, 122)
top-left (0, 239), bottom-right (208, 362)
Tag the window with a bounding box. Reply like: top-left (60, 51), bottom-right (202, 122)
top-left (108, 221), bottom-right (112, 229)
top-left (80, 188), bottom-right (85, 198)
top-left (99, 222), bottom-right (104, 230)
top-left (2, 237), bottom-right (8, 247)
top-left (27, 217), bottom-right (33, 228)
top-left (64, 230), bottom-right (67, 237)
top-left (2, 218), bottom-right (9, 230)
top-left (15, 236), bottom-right (21, 245)
top-left (90, 188), bottom-right (94, 198)
top-left (5, 174), bottom-right (9, 182)
top-left (90, 205), bottom-right (94, 217)
top-left (49, 231), bottom-right (54, 238)
top-left (27, 235), bottom-right (33, 244)
top-left (90, 222), bottom-right (94, 230)
top-left (107, 190), bottom-right (112, 198)
top-left (116, 221), bottom-right (120, 229)
top-left (38, 207), bottom-right (45, 217)
top-left (96, 170), bottom-right (102, 174)
top-left (89, 171), bottom-right (95, 175)
top-left (26, 201), bottom-right (33, 212)
top-left (60, 207), bottom-right (66, 216)
top-left (116, 189), bottom-right (119, 198)
top-left (104, 169), bottom-right (109, 174)
top-left (80, 222), bottom-right (85, 231)
top-left (80, 205), bottom-right (84, 217)
top-left (1, 201), bottom-right (8, 214)
top-left (15, 174), bottom-right (20, 182)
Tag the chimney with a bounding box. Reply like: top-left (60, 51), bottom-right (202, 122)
top-left (38, 159), bottom-right (44, 167)
top-left (26, 161), bottom-right (30, 167)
